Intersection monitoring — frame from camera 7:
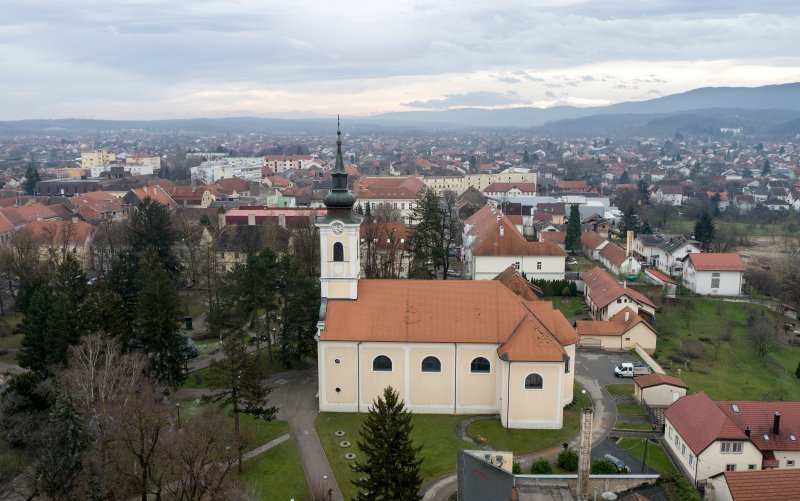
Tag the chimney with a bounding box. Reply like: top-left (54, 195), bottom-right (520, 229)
top-left (626, 230), bottom-right (634, 256)
top-left (624, 311), bottom-right (630, 322)
top-left (71, 215), bottom-right (78, 224)
top-left (247, 213), bottom-right (256, 226)
top-left (773, 412), bottom-right (781, 435)
top-left (499, 226), bottom-right (504, 237)
top-left (745, 426), bottom-right (751, 437)
top-left (143, 185), bottom-right (148, 194)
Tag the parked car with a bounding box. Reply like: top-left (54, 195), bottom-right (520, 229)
top-left (614, 362), bottom-right (652, 377)
top-left (603, 454), bottom-right (631, 474)
top-left (566, 257), bottom-right (578, 265)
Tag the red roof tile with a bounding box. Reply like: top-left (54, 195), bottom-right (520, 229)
top-left (665, 392), bottom-right (748, 455)
top-left (634, 373), bottom-right (687, 389)
top-left (599, 242), bottom-right (628, 266)
top-left (718, 400), bottom-right (800, 452)
top-left (580, 231), bottom-right (607, 250)
top-left (644, 268), bottom-right (677, 285)
top-left (583, 266), bottom-right (656, 310)
top-left (687, 253), bottom-right (746, 272)
top-left (723, 469), bottom-right (800, 501)
top-left (465, 205), bottom-right (565, 257)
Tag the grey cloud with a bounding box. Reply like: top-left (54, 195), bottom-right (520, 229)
top-left (496, 76), bottom-right (522, 83)
top-left (403, 91), bottom-right (526, 109)
top-left (544, 90), bottom-right (557, 98)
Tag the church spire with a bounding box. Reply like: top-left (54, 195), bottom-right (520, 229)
top-left (324, 115), bottom-right (357, 210)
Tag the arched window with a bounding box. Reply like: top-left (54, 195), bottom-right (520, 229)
top-left (333, 242), bottom-right (344, 262)
top-left (470, 357), bottom-right (491, 373)
top-left (372, 355), bottom-right (392, 372)
top-left (421, 356), bottom-right (441, 373)
top-left (525, 373), bottom-right (544, 389)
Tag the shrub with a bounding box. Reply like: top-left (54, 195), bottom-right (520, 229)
top-left (512, 461), bottom-right (521, 474)
top-left (530, 279), bottom-right (578, 297)
top-left (557, 448), bottom-right (579, 472)
top-left (590, 458), bottom-right (618, 474)
top-left (530, 459), bottom-right (553, 474)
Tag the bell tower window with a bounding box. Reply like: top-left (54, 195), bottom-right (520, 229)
top-left (333, 242), bottom-right (344, 262)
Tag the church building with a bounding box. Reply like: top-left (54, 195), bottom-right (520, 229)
top-left (315, 123), bottom-right (578, 429)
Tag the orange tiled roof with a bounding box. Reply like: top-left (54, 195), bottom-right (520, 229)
top-left (24, 219), bottom-right (94, 245)
top-left (583, 266), bottom-right (656, 310)
top-left (724, 469), bottom-right (800, 501)
top-left (718, 400), bottom-right (800, 452)
top-left (465, 205), bottom-right (565, 257)
top-left (540, 231), bottom-right (565, 244)
top-left (73, 191), bottom-right (124, 214)
top-left (665, 392), bottom-right (748, 455)
top-left (322, 280), bottom-right (577, 362)
top-left (599, 242), bottom-right (628, 266)
top-left (493, 267), bottom-right (542, 301)
top-left (634, 373), bottom-right (687, 389)
top-left (687, 253), bottom-right (746, 272)
top-left (130, 186), bottom-right (178, 208)
top-left (0, 203), bottom-right (59, 227)
top-left (580, 231), bottom-right (607, 250)
top-left (356, 176), bottom-right (425, 200)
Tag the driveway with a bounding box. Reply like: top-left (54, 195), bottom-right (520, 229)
top-left (576, 349), bottom-right (639, 387)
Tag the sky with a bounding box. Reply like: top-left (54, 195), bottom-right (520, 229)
top-left (2, 0), bottom-right (800, 120)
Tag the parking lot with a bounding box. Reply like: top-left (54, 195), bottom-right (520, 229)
top-left (576, 348), bottom-right (640, 387)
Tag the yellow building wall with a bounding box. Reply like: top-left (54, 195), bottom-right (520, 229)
top-left (359, 345), bottom-right (406, 407)
top-left (625, 323), bottom-right (657, 354)
top-left (640, 385), bottom-right (686, 407)
top-left (504, 362), bottom-right (563, 429)
top-left (321, 344), bottom-right (358, 405)
top-left (408, 347), bottom-right (455, 409)
top-left (456, 346), bottom-right (500, 409)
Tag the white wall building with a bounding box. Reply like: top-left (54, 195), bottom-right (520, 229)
top-left (682, 253), bottom-right (745, 296)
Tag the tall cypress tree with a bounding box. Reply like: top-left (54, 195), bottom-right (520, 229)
top-left (128, 198), bottom-right (179, 279)
top-left (565, 204), bottom-right (582, 252)
top-left (694, 212), bottom-right (716, 252)
top-left (353, 386), bottom-right (423, 501)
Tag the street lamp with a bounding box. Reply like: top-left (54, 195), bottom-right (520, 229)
top-left (176, 402), bottom-right (182, 428)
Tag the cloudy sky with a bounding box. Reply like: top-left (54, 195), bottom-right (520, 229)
top-left (2, 0), bottom-right (800, 119)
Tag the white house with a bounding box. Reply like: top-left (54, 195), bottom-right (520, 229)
top-left (632, 234), bottom-right (702, 277)
top-left (682, 253), bottom-right (745, 296)
top-left (654, 185), bottom-right (684, 206)
top-left (583, 266), bottom-right (657, 322)
top-left (464, 204), bottom-right (566, 281)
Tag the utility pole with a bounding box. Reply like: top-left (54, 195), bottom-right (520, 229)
top-left (641, 438), bottom-right (649, 473)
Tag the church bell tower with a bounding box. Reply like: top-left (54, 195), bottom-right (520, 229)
top-left (316, 118), bottom-right (362, 300)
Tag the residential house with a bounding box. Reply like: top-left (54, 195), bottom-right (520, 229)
top-left (355, 176), bottom-right (425, 223)
top-left (556, 180), bottom-right (588, 193)
top-left (634, 373), bottom-right (687, 407)
top-left (632, 234), bottom-right (701, 276)
top-left (707, 469), bottom-right (800, 501)
top-left (483, 183), bottom-right (537, 199)
top-left (598, 242), bottom-right (641, 275)
top-left (682, 253), bottom-right (745, 296)
top-left (538, 231), bottom-right (565, 250)
top-left (583, 266), bottom-right (657, 322)
top-left (72, 191), bottom-right (127, 222)
top-left (665, 391), bottom-right (800, 483)
top-left (534, 203), bottom-right (566, 224)
top-left (463, 204), bottom-right (566, 281)
top-left (23, 219), bottom-right (95, 269)
top-left (579, 231), bottom-right (609, 261)
top-left (576, 307), bottom-right (657, 354)
top-left (125, 185), bottom-right (178, 209)
top-left (654, 185), bottom-right (684, 206)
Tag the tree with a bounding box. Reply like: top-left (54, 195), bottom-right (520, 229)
top-left (128, 198), bottom-right (179, 278)
top-left (619, 170), bottom-right (630, 184)
top-left (639, 220), bottom-right (653, 235)
top-left (591, 457), bottom-right (618, 474)
top-left (133, 250), bottom-right (185, 387)
top-left (469, 155), bottom-right (477, 170)
top-left (620, 206), bottom-right (638, 237)
top-left (353, 386), bottom-right (423, 501)
top-left (557, 448), bottom-right (579, 472)
top-left (523, 149), bottom-right (530, 164)
top-left (276, 254), bottom-right (319, 366)
top-left (693, 212), bottom-right (716, 252)
top-left (565, 204), bottom-right (582, 252)
top-left (205, 332), bottom-right (277, 471)
top-left (408, 189), bottom-right (445, 278)
top-left (795, 360), bottom-right (800, 379)
top-left (638, 180), bottom-right (650, 204)
top-left (23, 165), bottom-right (41, 195)
top-left (36, 394), bottom-right (89, 498)
top-left (748, 317), bottom-right (778, 364)
top-left (762, 159), bottom-right (771, 176)
top-left (18, 286), bottom-right (53, 375)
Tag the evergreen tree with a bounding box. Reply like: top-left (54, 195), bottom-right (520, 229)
top-left (128, 198), bottom-right (179, 278)
top-left (353, 387), bottom-right (423, 501)
top-left (620, 206), bottom-right (638, 237)
top-left (133, 250), bottom-right (185, 386)
top-left (276, 254), bottom-right (319, 366)
top-left (23, 166), bottom-right (41, 195)
top-left (205, 332), bottom-right (277, 471)
top-left (46, 253), bottom-right (88, 368)
top-left (469, 155), bottom-right (477, 170)
top-left (795, 360), bottom-right (800, 379)
top-left (638, 180), bottom-right (650, 204)
top-left (37, 394), bottom-right (88, 498)
top-left (639, 220), bottom-right (653, 235)
top-left (523, 149), bottom-right (530, 164)
top-left (694, 212), bottom-right (716, 252)
top-left (407, 189), bottom-right (445, 278)
top-left (18, 286), bottom-right (53, 375)
top-left (762, 159), bottom-right (771, 176)
top-left (619, 170), bottom-right (630, 184)
top-left (365, 203), bottom-right (373, 223)
top-left (565, 204), bottom-right (582, 252)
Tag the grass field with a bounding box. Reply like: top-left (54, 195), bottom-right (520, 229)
top-left (546, 296), bottom-right (586, 318)
top-left (604, 384), bottom-right (634, 395)
top-left (239, 439), bottom-right (308, 501)
top-left (663, 216), bottom-right (794, 239)
top-left (616, 438), bottom-right (677, 475)
top-left (655, 299), bottom-right (800, 401)
top-left (183, 353), bottom-right (293, 389)
top-left (617, 404), bottom-right (648, 416)
top-left (0, 333), bottom-right (22, 349)
top-left (614, 422), bottom-right (653, 431)
top-left (316, 412), bottom-right (474, 500)
top-left (175, 397), bottom-right (289, 446)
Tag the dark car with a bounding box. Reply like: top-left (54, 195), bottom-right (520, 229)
top-left (603, 454), bottom-right (630, 474)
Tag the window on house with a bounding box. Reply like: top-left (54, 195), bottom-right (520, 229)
top-left (732, 442), bottom-right (743, 454)
top-left (470, 357), bottom-right (491, 373)
top-left (689, 455), bottom-right (694, 466)
top-left (565, 357), bottom-right (570, 374)
top-left (668, 426), bottom-right (672, 438)
top-left (787, 460), bottom-right (796, 467)
top-left (721, 442), bottom-right (731, 453)
top-left (537, 261), bottom-right (542, 270)
top-left (711, 272), bottom-right (720, 289)
top-left (617, 298), bottom-right (622, 304)
top-left (726, 464), bottom-right (736, 472)
top-left (524, 373), bottom-right (543, 389)
top-left (681, 444), bottom-right (686, 456)
top-left (675, 436), bottom-right (679, 447)
top-left (372, 355), bottom-right (392, 372)
top-left (512, 262), bottom-right (520, 270)
top-left (748, 464), bottom-right (757, 470)
top-left (421, 356), bottom-right (441, 373)
top-left (333, 242), bottom-right (344, 262)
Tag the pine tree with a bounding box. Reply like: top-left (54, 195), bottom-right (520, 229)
top-left (408, 189), bottom-right (445, 278)
top-left (621, 206), bottom-right (638, 237)
top-left (37, 394), bottom-right (88, 498)
top-left (133, 250), bottom-right (185, 386)
top-left (619, 170), bottom-right (630, 184)
top-left (23, 166), bottom-right (41, 195)
top-left (523, 149), bottom-right (530, 164)
top-left (18, 286), bottom-right (53, 375)
top-left (795, 360), bottom-right (800, 379)
top-left (694, 212), bottom-right (716, 252)
top-left (46, 253), bottom-right (88, 368)
top-left (639, 220), bottom-right (653, 235)
top-left (276, 254), bottom-right (319, 366)
top-left (762, 159), bottom-right (771, 176)
top-left (565, 204), bottom-right (582, 252)
top-left (353, 387), bottom-right (423, 501)
top-left (128, 198), bottom-right (179, 278)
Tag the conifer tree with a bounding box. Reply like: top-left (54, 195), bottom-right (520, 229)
top-left (128, 198), bottom-right (179, 278)
top-left (408, 189), bottom-right (445, 278)
top-left (565, 204), bottom-right (582, 252)
top-left (353, 386), bottom-right (423, 501)
top-left (37, 394), bottom-right (88, 498)
top-left (693, 212), bottom-right (716, 252)
top-left (23, 166), bottom-right (41, 195)
top-left (18, 286), bottom-right (53, 375)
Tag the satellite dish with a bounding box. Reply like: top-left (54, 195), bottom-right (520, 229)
top-left (602, 492), bottom-right (618, 500)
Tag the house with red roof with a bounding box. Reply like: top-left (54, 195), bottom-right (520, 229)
top-left (576, 307), bottom-right (657, 354)
top-left (708, 468), bottom-right (800, 501)
top-left (583, 266), bottom-right (656, 322)
top-left (634, 373), bottom-right (686, 407)
top-left (598, 241), bottom-right (641, 275)
top-left (665, 391), bottom-right (800, 483)
top-left (682, 253), bottom-right (746, 296)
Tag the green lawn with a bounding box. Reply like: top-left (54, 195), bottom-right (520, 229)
top-left (465, 384), bottom-right (592, 456)
top-left (614, 422), bottom-right (653, 431)
top-left (617, 404), bottom-right (648, 416)
top-left (0, 333), bottom-right (22, 349)
top-left (183, 352), bottom-right (294, 389)
top-left (663, 216), bottom-right (792, 239)
top-left (617, 438), bottom-right (677, 475)
top-left (604, 384), bottom-right (634, 395)
top-left (567, 255), bottom-right (596, 272)
top-left (546, 296), bottom-right (586, 318)
top-left (316, 412), bottom-right (475, 500)
top-left (656, 299), bottom-right (800, 401)
top-left (239, 439), bottom-right (308, 501)
top-left (175, 398), bottom-right (289, 446)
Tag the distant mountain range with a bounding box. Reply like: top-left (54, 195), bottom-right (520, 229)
top-left (1, 82), bottom-right (800, 137)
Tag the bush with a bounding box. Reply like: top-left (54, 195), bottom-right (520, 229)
top-left (530, 279), bottom-right (578, 297)
top-left (512, 461), bottom-right (521, 474)
top-left (530, 459), bottom-right (553, 474)
top-left (590, 458), bottom-right (618, 474)
top-left (557, 448), bottom-right (579, 472)
top-left (659, 473), bottom-right (701, 501)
